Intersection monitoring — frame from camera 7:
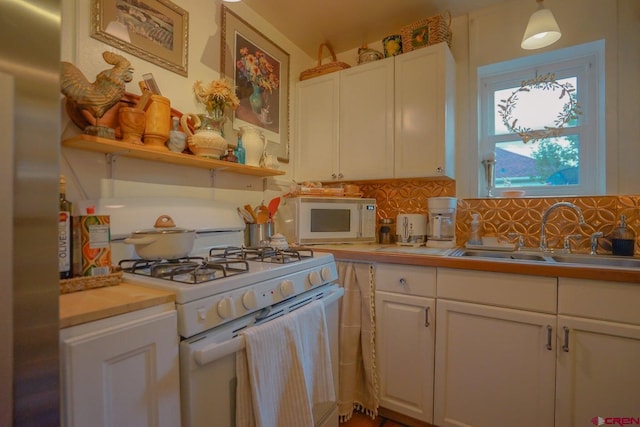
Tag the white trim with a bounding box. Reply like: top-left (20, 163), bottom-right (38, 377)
top-left (477, 40), bottom-right (605, 197)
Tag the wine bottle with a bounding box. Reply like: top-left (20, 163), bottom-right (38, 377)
top-left (58, 175), bottom-right (73, 279)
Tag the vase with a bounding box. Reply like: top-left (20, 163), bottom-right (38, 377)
top-left (249, 83), bottom-right (263, 115)
top-left (143, 95), bottom-right (171, 150)
top-left (240, 125), bottom-right (267, 167)
top-left (181, 112), bottom-right (227, 159)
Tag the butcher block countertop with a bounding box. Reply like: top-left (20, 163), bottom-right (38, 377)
top-left (59, 282), bottom-right (175, 329)
top-left (313, 244), bottom-right (640, 284)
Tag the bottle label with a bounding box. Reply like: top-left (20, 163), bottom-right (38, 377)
top-left (58, 211), bottom-right (72, 273)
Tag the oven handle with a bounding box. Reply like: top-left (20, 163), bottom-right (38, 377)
top-left (193, 287), bottom-right (344, 367)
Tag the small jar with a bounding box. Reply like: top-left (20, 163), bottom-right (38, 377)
top-left (379, 218), bottom-right (395, 244)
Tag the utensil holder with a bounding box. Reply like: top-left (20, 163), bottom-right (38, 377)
top-left (245, 223), bottom-right (273, 247)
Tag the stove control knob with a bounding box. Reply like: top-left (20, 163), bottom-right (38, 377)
top-left (217, 297), bottom-right (235, 319)
top-left (320, 267), bottom-right (333, 281)
top-left (242, 290), bottom-right (258, 310)
top-left (279, 279), bottom-right (295, 297)
top-left (308, 270), bottom-right (322, 287)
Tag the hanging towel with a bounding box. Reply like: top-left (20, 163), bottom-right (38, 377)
top-left (236, 300), bottom-right (335, 427)
top-left (336, 262), bottom-right (379, 421)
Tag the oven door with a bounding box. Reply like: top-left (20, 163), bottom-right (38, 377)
top-left (180, 285), bottom-right (343, 427)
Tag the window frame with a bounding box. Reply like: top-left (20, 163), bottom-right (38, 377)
top-left (477, 40), bottom-right (605, 197)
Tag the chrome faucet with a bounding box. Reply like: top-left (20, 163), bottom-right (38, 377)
top-left (539, 202), bottom-right (586, 251)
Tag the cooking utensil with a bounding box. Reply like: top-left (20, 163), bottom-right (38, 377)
top-left (237, 207), bottom-right (255, 223)
top-left (256, 205), bottom-right (269, 224)
top-left (123, 214), bottom-right (195, 260)
top-left (244, 204), bottom-right (259, 223)
top-left (267, 197), bottom-right (281, 220)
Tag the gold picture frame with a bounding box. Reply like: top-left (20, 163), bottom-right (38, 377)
top-left (221, 5), bottom-right (290, 163)
top-left (90, 0), bottom-right (189, 77)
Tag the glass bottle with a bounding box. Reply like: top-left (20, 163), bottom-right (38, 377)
top-left (59, 175), bottom-right (73, 279)
top-left (612, 215), bottom-right (635, 256)
top-left (234, 135), bottom-right (246, 165)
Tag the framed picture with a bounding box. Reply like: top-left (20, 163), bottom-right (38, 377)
top-left (221, 5), bottom-right (290, 163)
top-left (90, 0), bottom-right (189, 77)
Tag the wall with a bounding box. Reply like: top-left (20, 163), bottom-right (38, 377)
top-left (60, 0), bottom-right (312, 207)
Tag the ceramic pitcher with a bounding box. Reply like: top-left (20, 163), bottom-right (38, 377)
top-left (180, 113), bottom-right (227, 158)
top-left (240, 125), bottom-right (267, 167)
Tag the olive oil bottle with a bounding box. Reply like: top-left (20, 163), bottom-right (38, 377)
top-left (58, 175), bottom-right (73, 279)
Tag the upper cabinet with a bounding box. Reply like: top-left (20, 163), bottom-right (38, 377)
top-left (296, 42), bottom-right (455, 183)
top-left (395, 43), bottom-right (455, 179)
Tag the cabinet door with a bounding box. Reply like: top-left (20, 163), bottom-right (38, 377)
top-left (61, 310), bottom-right (181, 427)
top-left (296, 73), bottom-right (340, 182)
top-left (556, 315), bottom-right (640, 426)
top-left (375, 290), bottom-right (435, 423)
top-left (434, 299), bottom-right (556, 427)
top-left (394, 43), bottom-right (455, 179)
top-left (339, 58), bottom-right (395, 180)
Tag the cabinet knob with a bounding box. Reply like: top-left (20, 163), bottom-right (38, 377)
top-left (338, 173), bottom-right (344, 179)
top-left (399, 278), bottom-right (406, 286)
top-left (331, 173), bottom-right (337, 179)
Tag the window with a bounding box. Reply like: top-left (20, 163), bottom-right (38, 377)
top-left (478, 40), bottom-right (605, 197)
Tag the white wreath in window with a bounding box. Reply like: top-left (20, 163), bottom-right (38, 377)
top-left (498, 73), bottom-right (582, 143)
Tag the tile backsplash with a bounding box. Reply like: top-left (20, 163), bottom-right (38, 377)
top-left (348, 178), bottom-right (640, 254)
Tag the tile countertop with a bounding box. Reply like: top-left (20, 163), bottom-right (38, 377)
top-left (59, 283), bottom-right (175, 329)
top-left (310, 244), bottom-right (640, 284)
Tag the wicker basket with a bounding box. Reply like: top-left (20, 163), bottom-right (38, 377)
top-left (401, 11), bottom-right (452, 53)
top-left (59, 268), bottom-right (123, 294)
top-left (299, 43), bottom-right (351, 81)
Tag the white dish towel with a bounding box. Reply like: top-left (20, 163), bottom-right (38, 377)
top-left (236, 300), bottom-right (335, 427)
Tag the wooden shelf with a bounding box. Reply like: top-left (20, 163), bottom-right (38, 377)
top-left (62, 134), bottom-right (286, 177)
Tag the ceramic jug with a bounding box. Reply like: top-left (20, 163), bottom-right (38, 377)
top-left (180, 113), bottom-right (227, 158)
top-left (240, 125), bottom-right (267, 167)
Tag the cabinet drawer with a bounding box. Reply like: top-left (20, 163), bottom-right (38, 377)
top-left (375, 263), bottom-right (436, 297)
top-left (559, 278), bottom-right (640, 325)
top-left (437, 268), bottom-right (557, 313)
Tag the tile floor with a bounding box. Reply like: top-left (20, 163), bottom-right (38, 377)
top-left (340, 411), bottom-right (408, 427)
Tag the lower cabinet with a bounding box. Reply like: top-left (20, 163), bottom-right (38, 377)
top-left (434, 299), bottom-right (556, 427)
top-left (433, 268), bottom-right (558, 427)
top-left (60, 304), bottom-right (181, 427)
top-left (555, 278), bottom-right (640, 426)
top-left (374, 263), bottom-right (436, 423)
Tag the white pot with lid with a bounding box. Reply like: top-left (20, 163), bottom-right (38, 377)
top-left (124, 214), bottom-right (196, 260)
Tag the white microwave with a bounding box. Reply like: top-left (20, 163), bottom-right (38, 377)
top-left (285, 197), bottom-right (377, 245)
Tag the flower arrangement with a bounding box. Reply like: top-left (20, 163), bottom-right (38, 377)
top-left (236, 47), bottom-right (280, 93)
top-left (192, 79), bottom-right (240, 116)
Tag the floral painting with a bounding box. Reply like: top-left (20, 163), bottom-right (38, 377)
top-left (234, 35), bottom-right (281, 133)
top-left (221, 5), bottom-right (290, 163)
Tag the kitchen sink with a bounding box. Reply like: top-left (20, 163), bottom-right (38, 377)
top-left (449, 248), bottom-right (640, 269)
top-left (448, 248), bottom-right (549, 262)
top-left (549, 253), bottom-right (640, 269)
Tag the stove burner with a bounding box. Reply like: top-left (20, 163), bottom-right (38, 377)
top-left (209, 246), bottom-right (314, 264)
top-left (119, 257), bottom-right (249, 285)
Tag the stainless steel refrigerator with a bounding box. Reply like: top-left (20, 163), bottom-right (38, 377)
top-left (1, 1), bottom-right (62, 425)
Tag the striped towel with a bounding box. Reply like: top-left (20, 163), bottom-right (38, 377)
top-left (236, 300), bottom-right (335, 427)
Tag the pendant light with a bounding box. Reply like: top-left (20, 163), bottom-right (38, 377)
top-left (521, 0), bottom-right (561, 50)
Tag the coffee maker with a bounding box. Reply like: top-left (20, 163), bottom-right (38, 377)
top-left (426, 197), bottom-right (457, 248)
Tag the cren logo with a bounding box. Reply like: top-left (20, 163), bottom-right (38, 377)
top-left (592, 417), bottom-right (640, 426)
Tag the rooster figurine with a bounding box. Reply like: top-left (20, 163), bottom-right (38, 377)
top-left (61, 51), bottom-right (134, 138)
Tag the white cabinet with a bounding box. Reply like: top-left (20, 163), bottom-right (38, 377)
top-left (374, 263), bottom-right (436, 423)
top-left (394, 43), bottom-right (455, 178)
top-left (295, 73), bottom-right (340, 182)
top-left (296, 42), bottom-right (455, 182)
top-left (339, 59), bottom-right (395, 180)
top-left (555, 278), bottom-right (640, 426)
top-left (434, 269), bottom-right (557, 427)
top-left (60, 304), bottom-right (181, 427)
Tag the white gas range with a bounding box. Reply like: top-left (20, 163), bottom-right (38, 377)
top-left (93, 195), bottom-right (343, 427)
